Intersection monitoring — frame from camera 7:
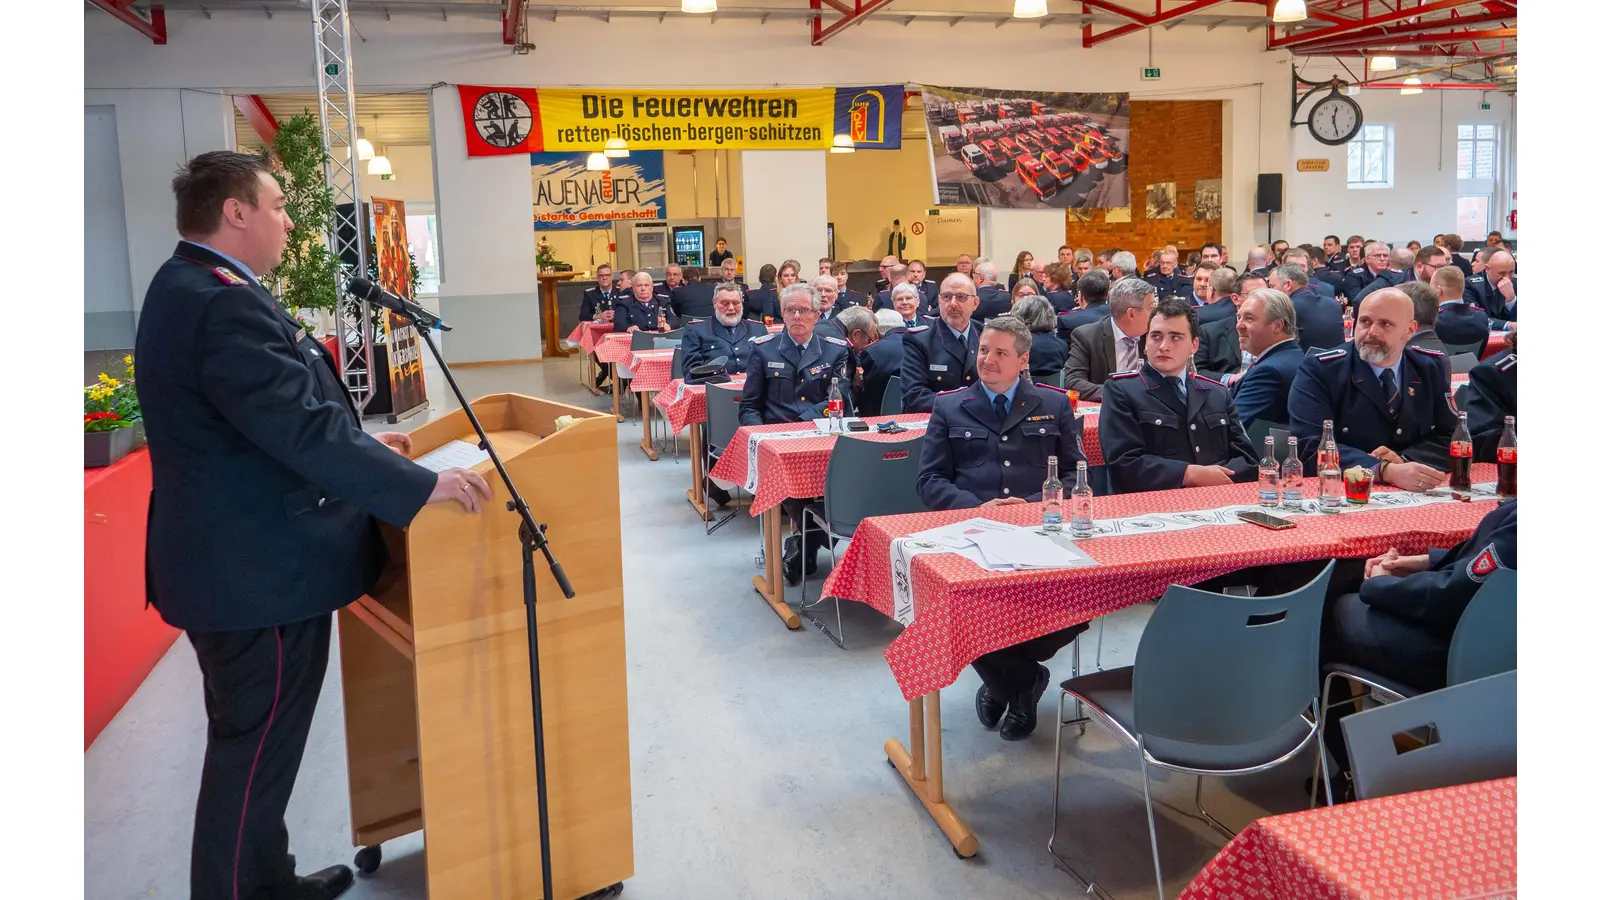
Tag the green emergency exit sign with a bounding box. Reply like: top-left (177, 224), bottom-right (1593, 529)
top-left (1142, 67), bottom-right (1161, 80)
top-left (1480, 101), bottom-right (1491, 110)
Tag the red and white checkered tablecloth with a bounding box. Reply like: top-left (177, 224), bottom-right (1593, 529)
top-left (1178, 777), bottom-right (1516, 900)
top-left (567, 321), bottom-right (614, 355)
top-left (628, 349), bottom-right (678, 394)
top-left (708, 416), bottom-right (933, 516)
top-left (652, 377), bottom-right (746, 434)
top-left (820, 465), bottom-right (1498, 700)
top-left (1482, 331), bottom-right (1510, 360)
top-left (595, 332), bottom-right (641, 365)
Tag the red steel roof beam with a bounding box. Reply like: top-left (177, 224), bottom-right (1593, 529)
top-left (1081, 0), bottom-right (1233, 48)
top-left (233, 95), bottom-right (281, 144)
top-left (88, 0), bottom-right (166, 44)
top-left (1269, 0), bottom-right (1483, 49)
top-left (812, 0), bottom-right (899, 46)
top-left (1299, 26), bottom-right (1515, 52)
top-left (502, 0), bottom-right (524, 45)
top-left (1289, 10), bottom-right (1512, 48)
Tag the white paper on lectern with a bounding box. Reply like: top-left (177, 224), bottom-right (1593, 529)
top-left (413, 439), bottom-right (490, 473)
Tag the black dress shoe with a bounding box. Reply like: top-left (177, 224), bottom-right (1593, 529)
top-left (1000, 664), bottom-right (1050, 742)
top-left (706, 482), bottom-right (732, 508)
top-left (292, 865), bottom-right (354, 899)
top-left (782, 535), bottom-right (803, 586)
top-left (975, 683), bottom-right (1007, 730)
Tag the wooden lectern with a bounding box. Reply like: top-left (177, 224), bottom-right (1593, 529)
top-left (338, 393), bottom-right (632, 899)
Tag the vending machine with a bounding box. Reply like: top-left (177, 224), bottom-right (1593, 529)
top-left (632, 224), bottom-right (670, 272)
top-left (671, 226), bottom-right (706, 268)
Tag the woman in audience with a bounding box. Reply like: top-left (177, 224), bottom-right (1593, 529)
top-left (1405, 239), bottom-right (1423, 255)
top-left (1010, 295), bottom-right (1069, 379)
top-left (778, 259), bottom-right (801, 287)
top-left (1041, 264), bottom-right (1077, 313)
top-left (1007, 250), bottom-right (1034, 291)
top-left (1010, 278), bottom-right (1040, 306)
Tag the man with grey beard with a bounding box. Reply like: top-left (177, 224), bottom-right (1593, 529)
top-left (1287, 288), bottom-right (1454, 488)
top-left (680, 282), bottom-right (769, 377)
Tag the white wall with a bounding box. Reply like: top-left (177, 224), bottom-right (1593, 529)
top-left (85, 106), bottom-right (136, 350)
top-left (742, 152), bottom-right (829, 284)
top-left (82, 88), bottom-right (236, 328)
top-left (980, 209), bottom-right (1068, 280)
top-left (1285, 62), bottom-right (1517, 245)
top-left (359, 144), bottom-right (435, 204)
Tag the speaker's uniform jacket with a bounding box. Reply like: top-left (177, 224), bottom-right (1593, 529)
top-left (738, 331), bottom-right (853, 426)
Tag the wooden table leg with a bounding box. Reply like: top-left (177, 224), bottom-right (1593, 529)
top-left (686, 423), bottom-right (712, 521)
top-left (750, 507), bottom-right (801, 630)
top-left (580, 350), bottom-right (604, 396)
top-left (886, 691), bottom-right (979, 858)
top-left (611, 369), bottom-right (625, 423)
top-left (638, 390), bottom-right (659, 461)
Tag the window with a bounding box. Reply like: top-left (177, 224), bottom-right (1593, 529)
top-left (1457, 124), bottom-right (1496, 180)
top-left (1456, 195), bottom-right (1490, 242)
top-left (1346, 124), bottom-right (1392, 189)
top-left (404, 203), bottom-right (440, 296)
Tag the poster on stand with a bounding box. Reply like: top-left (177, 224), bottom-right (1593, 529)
top-left (371, 198), bottom-right (427, 414)
top-left (531, 151), bottom-right (667, 230)
top-left (920, 85), bottom-right (1130, 210)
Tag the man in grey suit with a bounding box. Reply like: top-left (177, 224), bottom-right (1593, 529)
top-left (1400, 281), bottom-right (1447, 354)
top-left (1063, 276), bottom-right (1155, 402)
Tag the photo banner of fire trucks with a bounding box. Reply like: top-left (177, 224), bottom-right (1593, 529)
top-left (920, 85), bottom-right (1130, 210)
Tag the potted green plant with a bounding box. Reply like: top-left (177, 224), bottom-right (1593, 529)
top-left (263, 111), bottom-right (340, 325)
top-left (84, 355), bottom-right (141, 467)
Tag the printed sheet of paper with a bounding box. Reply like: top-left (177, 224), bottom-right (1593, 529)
top-left (413, 439), bottom-right (490, 473)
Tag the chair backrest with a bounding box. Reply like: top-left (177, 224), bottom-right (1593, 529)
top-left (670, 347), bottom-right (685, 381)
top-left (1452, 382), bottom-right (1471, 415)
top-left (1042, 370), bottom-right (1067, 388)
top-left (1448, 352), bottom-right (1479, 374)
top-left (1133, 560), bottom-right (1334, 747)
top-left (1342, 670), bottom-right (1517, 801)
top-left (656, 328), bottom-right (686, 344)
top-left (1447, 569), bottom-right (1516, 686)
top-left (1443, 341), bottom-right (1482, 358)
top-left (655, 338), bottom-right (683, 351)
top-left (1246, 419), bottom-right (1289, 459)
top-left (629, 330), bottom-right (656, 351)
top-left (822, 435), bottom-right (927, 535)
top-left (704, 382), bottom-right (742, 457)
top-left (880, 375), bottom-right (903, 416)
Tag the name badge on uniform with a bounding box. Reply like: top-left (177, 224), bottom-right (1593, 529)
top-left (768, 361), bottom-right (786, 370)
top-left (929, 364), bottom-right (949, 372)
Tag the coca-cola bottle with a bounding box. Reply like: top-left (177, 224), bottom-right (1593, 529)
top-left (1496, 416), bottom-right (1517, 500)
top-left (1449, 412), bottom-right (1473, 500)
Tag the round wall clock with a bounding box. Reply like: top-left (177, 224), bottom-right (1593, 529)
top-left (1307, 92), bottom-right (1364, 146)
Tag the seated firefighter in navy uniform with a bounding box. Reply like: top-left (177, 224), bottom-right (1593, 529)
top-left (613, 271), bottom-right (679, 333)
top-left (680, 281), bottom-right (769, 379)
top-left (579, 264), bottom-right (620, 388)
top-left (900, 273), bottom-right (982, 413)
top-left (738, 283), bottom-right (853, 581)
top-left (1098, 298), bottom-right (1259, 494)
top-left (1287, 288), bottom-right (1456, 489)
top-left (916, 316), bottom-right (1089, 742)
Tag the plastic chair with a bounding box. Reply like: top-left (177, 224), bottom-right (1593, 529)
top-left (799, 435), bottom-right (927, 647)
top-left (880, 376), bottom-right (903, 416)
top-left (1342, 670), bottom-right (1516, 801)
top-left (1246, 419), bottom-right (1289, 459)
top-left (703, 383), bottom-right (744, 535)
top-left (1444, 340), bottom-right (1485, 359)
top-left (1452, 382), bottom-right (1471, 415)
top-left (1448, 352), bottom-right (1479, 375)
top-left (1315, 569), bottom-right (1517, 805)
top-left (1049, 560), bottom-right (1335, 900)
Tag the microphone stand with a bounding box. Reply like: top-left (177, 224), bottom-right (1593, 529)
top-left (387, 303), bottom-right (620, 900)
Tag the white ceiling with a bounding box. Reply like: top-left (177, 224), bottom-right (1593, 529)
top-left (234, 91), bottom-right (432, 153)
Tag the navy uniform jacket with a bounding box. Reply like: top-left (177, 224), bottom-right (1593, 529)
top-left (737, 330), bottom-right (852, 426)
top-left (745, 284), bottom-right (779, 320)
top-left (1352, 269), bottom-right (1413, 316)
top-left (579, 285), bottom-right (615, 322)
top-left (681, 317), bottom-right (769, 375)
top-left (973, 284), bottom-right (1011, 323)
top-left (135, 242), bottom-right (436, 632)
top-left (1465, 273), bottom-right (1517, 326)
top-left (1027, 331), bottom-right (1069, 378)
top-left (1465, 349), bottom-right (1516, 462)
top-left (1045, 289), bottom-right (1076, 314)
top-left (1195, 314), bottom-right (1242, 380)
top-left (1326, 251), bottom-right (1352, 273)
top-left (1196, 296), bottom-right (1237, 327)
top-left (1286, 342), bottom-right (1455, 471)
top-left (671, 281), bottom-right (717, 321)
top-left (1360, 500), bottom-right (1516, 635)
top-left (1145, 270), bottom-right (1191, 301)
top-left (858, 327), bottom-right (908, 417)
top-left (900, 320), bottom-right (979, 413)
top-left (814, 304), bottom-right (849, 342)
top-left (1056, 300), bottom-right (1110, 342)
top-left (1292, 287), bottom-right (1346, 352)
top-left (1231, 338), bottom-right (1304, 429)
top-left (916, 380), bottom-right (1087, 510)
top-left (1099, 364), bottom-right (1258, 494)
top-left (840, 289), bottom-right (872, 309)
top-left (915, 279), bottom-right (939, 309)
top-left (1340, 266), bottom-right (1396, 302)
top-left (613, 295), bottom-right (677, 333)
top-left (873, 286), bottom-right (907, 310)
top-left (1435, 301), bottom-right (1491, 351)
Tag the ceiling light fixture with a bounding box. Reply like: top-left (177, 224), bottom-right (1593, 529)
top-left (367, 152), bottom-right (392, 176)
top-left (586, 151), bottom-right (610, 171)
top-left (1371, 55), bottom-right (1398, 72)
top-left (830, 134), bottom-right (855, 154)
top-left (604, 137), bottom-right (630, 159)
top-left (1013, 0), bottom-right (1048, 18)
top-left (1400, 75), bottom-right (1423, 95)
top-left (356, 126), bottom-right (374, 161)
top-left (681, 0), bottom-right (717, 13)
top-left (1272, 0), bottom-right (1307, 23)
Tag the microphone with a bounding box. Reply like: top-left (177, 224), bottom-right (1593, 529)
top-left (345, 277), bottom-right (451, 331)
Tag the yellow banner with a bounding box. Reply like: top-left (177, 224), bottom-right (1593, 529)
top-left (537, 88), bottom-right (835, 151)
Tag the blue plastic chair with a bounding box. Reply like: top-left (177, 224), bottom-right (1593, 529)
top-left (880, 376), bottom-right (903, 416)
top-left (1342, 670), bottom-right (1516, 801)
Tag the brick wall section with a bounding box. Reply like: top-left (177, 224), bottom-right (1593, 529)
top-left (1066, 100), bottom-right (1224, 263)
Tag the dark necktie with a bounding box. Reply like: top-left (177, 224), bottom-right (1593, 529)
top-left (993, 392), bottom-right (1009, 424)
top-left (1167, 375), bottom-right (1185, 397)
top-left (1380, 368), bottom-right (1399, 418)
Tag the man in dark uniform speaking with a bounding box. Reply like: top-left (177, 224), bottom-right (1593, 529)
top-left (680, 282), bottom-right (769, 377)
top-left (917, 316), bottom-right (1089, 741)
top-left (135, 152), bottom-right (491, 900)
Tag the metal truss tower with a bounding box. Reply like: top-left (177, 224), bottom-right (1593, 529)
top-left (311, 0), bottom-right (374, 412)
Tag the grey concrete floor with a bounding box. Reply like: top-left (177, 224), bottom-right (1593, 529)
top-left (85, 348), bottom-right (1319, 900)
